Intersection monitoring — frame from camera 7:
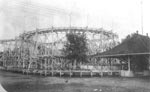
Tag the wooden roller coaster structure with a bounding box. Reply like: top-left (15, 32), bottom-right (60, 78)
top-left (0, 27), bottom-right (120, 76)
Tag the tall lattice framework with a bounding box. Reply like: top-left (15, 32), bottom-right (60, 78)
top-left (0, 27), bottom-right (118, 71)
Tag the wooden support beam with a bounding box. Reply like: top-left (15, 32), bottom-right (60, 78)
top-left (128, 56), bottom-right (131, 71)
top-left (51, 59), bottom-right (54, 76)
top-left (44, 58), bottom-right (47, 76)
top-left (60, 71), bottom-right (61, 77)
top-left (100, 71), bottom-right (103, 77)
top-left (51, 71), bottom-right (54, 76)
top-left (69, 70), bottom-right (72, 77)
top-left (90, 71), bottom-right (93, 77)
top-left (44, 70), bottom-right (47, 76)
top-left (80, 71), bottom-right (82, 77)
top-left (40, 70), bottom-right (42, 75)
top-left (40, 59), bottom-right (42, 69)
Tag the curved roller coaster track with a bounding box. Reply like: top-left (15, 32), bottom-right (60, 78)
top-left (0, 27), bottom-right (119, 76)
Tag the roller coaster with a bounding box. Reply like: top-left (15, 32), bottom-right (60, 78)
top-left (0, 27), bottom-right (119, 76)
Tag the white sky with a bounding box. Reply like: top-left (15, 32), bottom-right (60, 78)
top-left (0, 0), bottom-right (150, 40)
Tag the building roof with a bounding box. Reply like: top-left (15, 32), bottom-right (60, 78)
top-left (98, 33), bottom-right (150, 57)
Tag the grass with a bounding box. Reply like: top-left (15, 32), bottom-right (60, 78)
top-left (0, 71), bottom-right (150, 92)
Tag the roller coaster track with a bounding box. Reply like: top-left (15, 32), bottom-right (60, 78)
top-left (0, 27), bottom-right (118, 71)
top-left (19, 27), bottom-right (118, 39)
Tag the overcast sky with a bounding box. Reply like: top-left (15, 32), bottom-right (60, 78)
top-left (0, 0), bottom-right (150, 40)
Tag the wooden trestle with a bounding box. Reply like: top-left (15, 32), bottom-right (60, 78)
top-left (0, 27), bottom-right (120, 77)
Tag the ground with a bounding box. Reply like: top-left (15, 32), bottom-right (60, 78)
top-left (0, 71), bottom-right (150, 92)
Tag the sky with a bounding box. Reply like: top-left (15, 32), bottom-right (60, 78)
top-left (0, 0), bottom-right (150, 40)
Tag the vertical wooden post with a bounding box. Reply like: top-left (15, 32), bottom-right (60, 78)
top-left (44, 58), bottom-right (47, 76)
top-left (74, 59), bottom-right (76, 70)
top-left (60, 71), bottom-right (61, 77)
top-left (2, 53), bottom-right (5, 67)
top-left (148, 55), bottom-right (150, 70)
top-left (120, 60), bottom-right (122, 70)
top-left (52, 59), bottom-right (54, 76)
top-left (128, 56), bottom-right (130, 71)
top-left (60, 58), bottom-right (62, 69)
top-left (80, 71), bottom-right (82, 77)
top-left (80, 61), bottom-right (82, 77)
top-left (91, 71), bottom-right (93, 77)
top-left (109, 58), bottom-right (111, 70)
top-left (47, 58), bottom-right (49, 75)
top-left (23, 58), bottom-right (25, 69)
top-left (35, 59), bottom-right (37, 69)
top-left (40, 59), bottom-right (42, 69)
top-left (70, 70), bottom-right (72, 77)
top-left (101, 63), bottom-right (103, 77)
